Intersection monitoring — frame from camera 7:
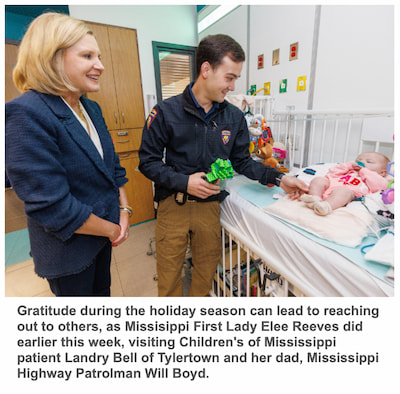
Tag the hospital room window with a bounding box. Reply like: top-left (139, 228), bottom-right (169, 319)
top-left (152, 41), bottom-right (196, 102)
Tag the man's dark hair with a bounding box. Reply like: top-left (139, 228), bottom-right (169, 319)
top-left (195, 34), bottom-right (245, 77)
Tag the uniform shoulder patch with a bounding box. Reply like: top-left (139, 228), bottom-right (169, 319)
top-left (147, 108), bottom-right (158, 130)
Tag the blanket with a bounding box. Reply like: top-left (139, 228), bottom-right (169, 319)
top-left (233, 177), bottom-right (393, 286)
top-left (264, 197), bottom-right (374, 247)
top-left (225, 94), bottom-right (256, 112)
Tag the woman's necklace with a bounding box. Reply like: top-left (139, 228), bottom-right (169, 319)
top-left (78, 102), bottom-right (91, 137)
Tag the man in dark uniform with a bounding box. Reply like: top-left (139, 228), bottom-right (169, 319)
top-left (139, 34), bottom-right (308, 296)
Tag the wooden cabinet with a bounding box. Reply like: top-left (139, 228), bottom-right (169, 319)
top-left (86, 22), bottom-right (154, 226)
top-left (5, 43), bottom-right (20, 103)
top-left (118, 152), bottom-right (154, 226)
top-left (109, 129), bottom-right (142, 154)
top-left (86, 22), bottom-right (145, 131)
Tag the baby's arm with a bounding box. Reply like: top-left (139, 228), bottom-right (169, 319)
top-left (327, 162), bottom-right (354, 176)
top-left (359, 167), bottom-right (389, 193)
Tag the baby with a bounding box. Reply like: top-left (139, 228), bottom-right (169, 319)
top-left (300, 152), bottom-right (390, 215)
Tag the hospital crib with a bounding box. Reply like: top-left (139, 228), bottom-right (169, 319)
top-left (212, 99), bottom-right (394, 297)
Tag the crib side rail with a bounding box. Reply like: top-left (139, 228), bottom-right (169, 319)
top-left (211, 219), bottom-right (310, 297)
top-left (262, 106), bottom-right (394, 170)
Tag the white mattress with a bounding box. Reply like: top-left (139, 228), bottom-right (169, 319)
top-left (220, 175), bottom-right (393, 297)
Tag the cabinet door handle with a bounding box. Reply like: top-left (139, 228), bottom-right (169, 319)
top-left (121, 110), bottom-right (125, 123)
top-left (116, 140), bottom-right (130, 143)
top-left (119, 153), bottom-right (132, 158)
top-left (114, 111), bottom-right (118, 124)
top-left (118, 131), bottom-right (129, 136)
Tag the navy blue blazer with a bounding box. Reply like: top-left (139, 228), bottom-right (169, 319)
top-left (5, 90), bottom-right (128, 279)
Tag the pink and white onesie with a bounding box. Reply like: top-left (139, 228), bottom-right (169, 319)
top-left (323, 162), bottom-right (389, 199)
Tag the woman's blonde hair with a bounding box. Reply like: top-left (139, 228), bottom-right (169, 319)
top-left (13, 12), bottom-right (93, 95)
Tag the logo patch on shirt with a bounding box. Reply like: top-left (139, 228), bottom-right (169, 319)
top-left (221, 130), bottom-right (231, 145)
top-left (147, 108), bottom-right (158, 130)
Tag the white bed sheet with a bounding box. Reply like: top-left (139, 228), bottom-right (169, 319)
top-left (220, 175), bottom-right (393, 297)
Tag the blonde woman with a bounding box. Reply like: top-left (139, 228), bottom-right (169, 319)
top-left (6, 13), bottom-right (131, 296)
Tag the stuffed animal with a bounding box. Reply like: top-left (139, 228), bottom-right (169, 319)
top-left (255, 138), bottom-right (290, 173)
top-left (244, 111), bottom-right (254, 128)
top-left (249, 115), bottom-right (275, 154)
top-left (382, 161), bottom-right (394, 205)
top-left (248, 114), bottom-right (264, 137)
top-left (273, 141), bottom-right (287, 160)
top-left (248, 114), bottom-right (263, 154)
top-left (382, 182), bottom-right (394, 205)
top-left (255, 139), bottom-right (290, 173)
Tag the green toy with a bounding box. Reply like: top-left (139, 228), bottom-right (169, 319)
top-left (206, 159), bottom-right (234, 183)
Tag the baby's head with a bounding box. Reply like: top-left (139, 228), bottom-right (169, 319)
top-left (356, 152), bottom-right (390, 176)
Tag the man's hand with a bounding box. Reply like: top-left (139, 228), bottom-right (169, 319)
top-left (187, 172), bottom-right (221, 199)
top-left (280, 175), bottom-right (309, 200)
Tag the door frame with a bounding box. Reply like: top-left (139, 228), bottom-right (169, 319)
top-left (152, 41), bottom-right (196, 103)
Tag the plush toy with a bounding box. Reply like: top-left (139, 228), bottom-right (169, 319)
top-left (248, 114), bottom-right (264, 137)
top-left (248, 114), bottom-right (263, 154)
top-left (382, 161), bottom-right (394, 205)
top-left (255, 138), bottom-right (290, 173)
top-left (244, 111), bottom-right (254, 128)
top-left (255, 139), bottom-right (278, 167)
top-left (382, 182), bottom-right (394, 205)
top-left (249, 115), bottom-right (275, 154)
top-left (273, 142), bottom-right (287, 161)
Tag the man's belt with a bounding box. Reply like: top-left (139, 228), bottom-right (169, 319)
top-left (174, 192), bottom-right (198, 205)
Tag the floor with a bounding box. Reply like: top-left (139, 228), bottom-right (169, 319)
top-left (4, 188), bottom-right (159, 297)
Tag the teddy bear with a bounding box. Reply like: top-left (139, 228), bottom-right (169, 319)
top-left (255, 138), bottom-right (290, 173)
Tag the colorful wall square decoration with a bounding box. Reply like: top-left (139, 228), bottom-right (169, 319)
top-left (279, 79), bottom-right (287, 93)
top-left (290, 42), bottom-right (298, 61)
top-left (297, 76), bottom-right (306, 91)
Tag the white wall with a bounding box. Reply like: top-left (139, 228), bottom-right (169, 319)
top-left (70, 5), bottom-right (394, 114)
top-left (314, 5), bottom-right (394, 110)
top-left (199, 6), bottom-right (249, 96)
top-left (249, 5), bottom-right (316, 111)
top-left (199, 5), bottom-right (394, 112)
top-left (69, 5), bottom-right (198, 113)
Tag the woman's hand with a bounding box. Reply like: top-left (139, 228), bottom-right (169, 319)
top-left (111, 210), bottom-right (130, 247)
top-left (75, 213), bottom-right (123, 244)
top-left (111, 185), bottom-right (131, 246)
